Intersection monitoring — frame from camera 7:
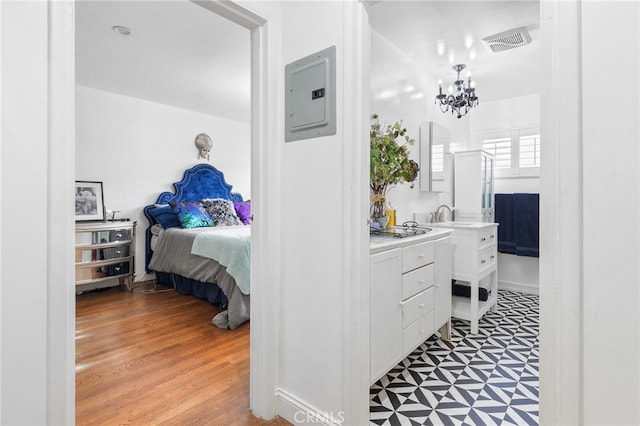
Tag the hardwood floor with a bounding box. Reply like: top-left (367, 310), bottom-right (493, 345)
top-left (76, 283), bottom-right (289, 426)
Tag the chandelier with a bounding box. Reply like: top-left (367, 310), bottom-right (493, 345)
top-left (435, 64), bottom-right (479, 119)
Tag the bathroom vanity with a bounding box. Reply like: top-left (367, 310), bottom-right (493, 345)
top-left (369, 228), bottom-right (453, 384)
top-left (425, 221), bottom-right (498, 334)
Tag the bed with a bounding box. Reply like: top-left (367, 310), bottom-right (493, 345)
top-left (142, 164), bottom-right (252, 329)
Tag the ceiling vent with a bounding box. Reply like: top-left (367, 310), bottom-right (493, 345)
top-left (482, 27), bottom-right (532, 53)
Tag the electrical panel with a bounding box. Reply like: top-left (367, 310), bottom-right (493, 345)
top-left (284, 45), bottom-right (336, 142)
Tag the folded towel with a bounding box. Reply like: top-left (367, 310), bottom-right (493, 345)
top-left (513, 193), bottom-right (539, 257)
top-left (495, 193), bottom-right (516, 254)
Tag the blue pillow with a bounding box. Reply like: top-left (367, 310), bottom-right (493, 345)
top-left (148, 205), bottom-right (181, 229)
top-left (170, 202), bottom-right (215, 229)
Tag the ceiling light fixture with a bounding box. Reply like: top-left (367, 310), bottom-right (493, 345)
top-left (112, 25), bottom-right (132, 36)
top-left (435, 64), bottom-right (479, 119)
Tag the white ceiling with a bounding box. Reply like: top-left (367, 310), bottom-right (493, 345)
top-left (75, 1), bottom-right (539, 122)
top-left (368, 0), bottom-right (540, 103)
top-left (75, 0), bottom-right (251, 122)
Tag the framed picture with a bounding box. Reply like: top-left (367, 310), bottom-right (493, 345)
top-left (75, 181), bottom-right (105, 221)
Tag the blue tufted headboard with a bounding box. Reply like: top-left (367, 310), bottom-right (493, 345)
top-left (143, 164), bottom-right (244, 272)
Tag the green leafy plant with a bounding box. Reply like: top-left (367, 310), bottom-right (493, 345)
top-left (370, 114), bottom-right (419, 218)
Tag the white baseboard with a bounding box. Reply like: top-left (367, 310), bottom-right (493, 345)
top-left (275, 388), bottom-right (344, 426)
top-left (135, 272), bottom-right (156, 282)
top-left (498, 279), bottom-right (539, 295)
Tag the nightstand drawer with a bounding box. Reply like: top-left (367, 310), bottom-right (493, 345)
top-left (101, 246), bottom-right (129, 260)
top-left (102, 262), bottom-right (130, 277)
top-left (401, 240), bottom-right (434, 273)
top-left (401, 263), bottom-right (434, 300)
top-left (109, 228), bottom-right (132, 242)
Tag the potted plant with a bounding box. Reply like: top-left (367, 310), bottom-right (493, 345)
top-left (370, 114), bottom-right (419, 226)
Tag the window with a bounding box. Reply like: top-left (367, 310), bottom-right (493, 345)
top-left (479, 127), bottom-right (540, 177)
top-left (482, 136), bottom-right (511, 169)
top-left (519, 133), bottom-right (541, 168)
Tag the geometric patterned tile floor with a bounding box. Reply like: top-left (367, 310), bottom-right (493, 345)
top-left (370, 290), bottom-right (539, 426)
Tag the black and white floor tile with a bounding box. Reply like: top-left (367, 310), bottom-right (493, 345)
top-left (370, 290), bottom-right (539, 426)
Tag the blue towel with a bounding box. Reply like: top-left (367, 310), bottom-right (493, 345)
top-left (495, 194), bottom-right (516, 254)
top-left (513, 193), bottom-right (539, 257)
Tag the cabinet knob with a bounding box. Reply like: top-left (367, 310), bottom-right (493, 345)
top-left (417, 279), bottom-right (425, 284)
top-left (418, 303), bottom-right (425, 308)
top-left (490, 235), bottom-right (495, 239)
top-left (418, 253), bottom-right (425, 258)
top-left (481, 237), bottom-right (486, 242)
top-left (115, 233), bottom-right (122, 238)
top-left (490, 255), bottom-right (495, 259)
top-left (115, 250), bottom-right (122, 255)
top-left (419, 329), bottom-right (425, 334)
top-left (481, 259), bottom-right (486, 264)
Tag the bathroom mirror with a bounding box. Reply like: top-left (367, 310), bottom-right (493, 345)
top-left (419, 121), bottom-right (451, 192)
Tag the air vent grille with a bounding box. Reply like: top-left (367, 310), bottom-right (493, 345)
top-left (482, 27), bottom-right (532, 53)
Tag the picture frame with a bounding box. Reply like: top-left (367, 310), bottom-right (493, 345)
top-left (75, 181), bottom-right (105, 222)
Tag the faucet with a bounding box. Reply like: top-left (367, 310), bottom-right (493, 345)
top-left (434, 204), bottom-right (454, 222)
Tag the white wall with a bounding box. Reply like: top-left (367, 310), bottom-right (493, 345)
top-left (470, 94), bottom-right (540, 294)
top-left (1, 1), bottom-right (75, 424)
top-left (274, 2), bottom-right (363, 423)
top-left (76, 85), bottom-right (251, 282)
top-left (539, 1), bottom-right (639, 424)
top-left (579, 1), bottom-right (639, 423)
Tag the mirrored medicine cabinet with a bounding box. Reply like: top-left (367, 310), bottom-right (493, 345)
top-left (419, 121), bottom-right (452, 192)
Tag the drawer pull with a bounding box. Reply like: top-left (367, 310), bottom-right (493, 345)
top-left (417, 279), bottom-right (425, 284)
top-left (417, 253), bottom-right (425, 258)
top-left (115, 250), bottom-right (122, 255)
top-left (419, 329), bottom-right (425, 334)
top-left (481, 259), bottom-right (486, 264)
top-left (114, 233), bottom-right (123, 239)
top-left (481, 237), bottom-right (486, 242)
top-left (490, 235), bottom-right (495, 239)
top-left (418, 303), bottom-right (425, 308)
top-left (490, 255), bottom-right (495, 259)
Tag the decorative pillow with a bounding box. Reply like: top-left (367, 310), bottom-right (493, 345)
top-left (200, 198), bottom-right (242, 226)
top-left (169, 201), bottom-right (215, 229)
top-left (147, 205), bottom-right (181, 229)
top-left (234, 201), bottom-right (251, 225)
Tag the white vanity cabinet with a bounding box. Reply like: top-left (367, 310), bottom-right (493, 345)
top-left (454, 150), bottom-right (495, 222)
top-left (427, 222), bottom-right (498, 334)
top-left (369, 231), bottom-right (453, 384)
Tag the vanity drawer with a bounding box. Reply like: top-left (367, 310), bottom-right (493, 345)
top-left (478, 246), bottom-right (497, 272)
top-left (401, 264), bottom-right (434, 300)
top-left (402, 310), bottom-right (434, 355)
top-left (402, 287), bottom-right (434, 328)
top-left (478, 228), bottom-right (497, 249)
top-left (402, 240), bottom-right (434, 273)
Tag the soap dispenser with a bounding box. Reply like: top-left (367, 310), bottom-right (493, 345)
top-left (384, 201), bottom-right (396, 227)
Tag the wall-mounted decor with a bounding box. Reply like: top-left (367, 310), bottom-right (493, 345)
top-left (195, 133), bottom-right (213, 160)
top-left (75, 180), bottom-right (105, 222)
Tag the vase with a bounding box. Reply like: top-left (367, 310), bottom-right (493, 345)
top-left (370, 192), bottom-right (386, 220)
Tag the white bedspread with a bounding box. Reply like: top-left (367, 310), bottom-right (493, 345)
top-left (191, 226), bottom-right (251, 294)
